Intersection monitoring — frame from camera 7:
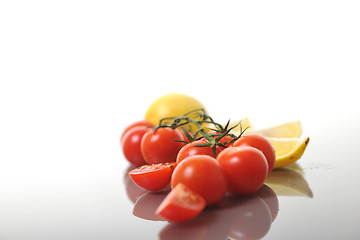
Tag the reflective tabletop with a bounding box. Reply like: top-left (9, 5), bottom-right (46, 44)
top-left (2, 112), bottom-right (360, 240)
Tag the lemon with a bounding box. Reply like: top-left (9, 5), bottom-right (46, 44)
top-left (249, 121), bottom-right (302, 138)
top-left (267, 137), bottom-right (310, 168)
top-left (144, 93), bottom-right (207, 131)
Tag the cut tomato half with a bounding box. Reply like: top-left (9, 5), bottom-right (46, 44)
top-left (129, 162), bottom-right (177, 191)
top-left (156, 183), bottom-right (206, 222)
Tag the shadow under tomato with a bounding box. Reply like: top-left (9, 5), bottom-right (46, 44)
top-left (132, 190), bottom-right (169, 221)
top-left (159, 185), bottom-right (279, 240)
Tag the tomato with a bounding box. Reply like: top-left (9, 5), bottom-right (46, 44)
top-left (156, 183), bottom-right (206, 222)
top-left (233, 134), bottom-right (276, 174)
top-left (129, 162), bottom-right (177, 191)
top-left (141, 128), bottom-right (185, 164)
top-left (144, 93), bottom-right (207, 132)
top-left (171, 155), bottom-right (227, 205)
top-left (122, 126), bottom-right (150, 167)
top-left (176, 139), bottom-right (223, 163)
top-left (217, 147), bottom-right (268, 195)
top-left (120, 120), bottom-right (153, 145)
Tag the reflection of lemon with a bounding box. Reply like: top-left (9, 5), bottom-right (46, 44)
top-left (144, 93), bottom-right (207, 131)
top-left (265, 168), bottom-right (313, 197)
top-left (267, 137), bottom-right (310, 168)
top-left (249, 121), bottom-right (302, 138)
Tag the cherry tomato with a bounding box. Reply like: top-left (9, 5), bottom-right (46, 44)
top-left (141, 128), bottom-right (185, 164)
top-left (176, 139), bottom-right (223, 163)
top-left (217, 147), bottom-right (268, 195)
top-left (129, 162), bottom-right (177, 191)
top-left (120, 120), bottom-right (153, 145)
top-left (122, 126), bottom-right (150, 167)
top-left (156, 183), bottom-right (206, 222)
top-left (171, 155), bottom-right (227, 205)
top-left (233, 134), bottom-right (275, 174)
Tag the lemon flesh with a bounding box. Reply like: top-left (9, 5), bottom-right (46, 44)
top-left (267, 137), bottom-right (310, 168)
top-left (249, 121), bottom-right (302, 138)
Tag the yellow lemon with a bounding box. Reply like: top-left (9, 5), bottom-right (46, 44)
top-left (249, 121), bottom-right (302, 138)
top-left (267, 137), bottom-right (310, 168)
top-left (144, 93), bottom-right (207, 131)
top-left (226, 117), bottom-right (253, 135)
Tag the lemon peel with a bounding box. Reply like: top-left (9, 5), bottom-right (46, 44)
top-left (267, 137), bottom-right (310, 168)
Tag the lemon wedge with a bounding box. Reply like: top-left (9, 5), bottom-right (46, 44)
top-left (267, 137), bottom-right (310, 168)
top-left (248, 121), bottom-right (302, 138)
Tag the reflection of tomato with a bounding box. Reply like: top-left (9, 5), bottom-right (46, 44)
top-left (256, 184), bottom-right (279, 222)
top-left (171, 155), bottom-right (227, 205)
top-left (217, 146), bottom-right (268, 195)
top-left (144, 93), bottom-right (207, 132)
top-left (132, 191), bottom-right (168, 221)
top-left (156, 183), bottom-right (206, 222)
top-left (120, 120), bottom-right (153, 144)
top-left (233, 134), bottom-right (276, 174)
top-left (159, 207), bottom-right (230, 240)
top-left (129, 162), bottom-right (177, 191)
top-left (141, 128), bottom-right (185, 164)
top-left (121, 126), bottom-right (150, 166)
top-left (221, 194), bottom-right (272, 240)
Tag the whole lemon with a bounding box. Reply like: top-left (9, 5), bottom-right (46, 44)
top-left (144, 93), bottom-right (208, 130)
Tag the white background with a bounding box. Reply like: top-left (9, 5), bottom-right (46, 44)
top-left (1, 1), bottom-right (360, 239)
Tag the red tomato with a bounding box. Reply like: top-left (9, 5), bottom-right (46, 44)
top-left (122, 126), bottom-right (150, 167)
top-left (217, 147), bottom-right (268, 195)
top-left (141, 128), bottom-right (185, 164)
top-left (233, 134), bottom-right (275, 174)
top-left (129, 162), bottom-right (177, 191)
top-left (176, 139), bottom-right (223, 163)
top-left (120, 120), bottom-right (153, 145)
top-left (156, 183), bottom-right (206, 222)
top-left (171, 155), bottom-right (227, 205)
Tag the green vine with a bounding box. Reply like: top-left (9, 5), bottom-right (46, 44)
top-left (153, 108), bottom-right (249, 158)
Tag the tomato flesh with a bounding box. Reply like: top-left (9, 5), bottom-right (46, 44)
top-left (156, 183), bottom-right (206, 222)
top-left (129, 162), bottom-right (177, 191)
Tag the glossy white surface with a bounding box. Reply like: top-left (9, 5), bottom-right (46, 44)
top-left (1, 1), bottom-right (360, 239)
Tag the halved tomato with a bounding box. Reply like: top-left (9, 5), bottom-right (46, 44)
top-left (129, 162), bottom-right (177, 191)
top-left (156, 183), bottom-right (206, 222)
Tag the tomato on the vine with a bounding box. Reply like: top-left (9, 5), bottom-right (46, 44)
top-left (156, 183), bottom-right (206, 222)
top-left (141, 128), bottom-right (185, 164)
top-left (233, 134), bottom-right (275, 174)
top-left (122, 126), bottom-right (150, 167)
top-left (120, 120), bottom-right (153, 145)
top-left (171, 155), bottom-right (227, 205)
top-left (129, 162), bottom-right (177, 191)
top-left (217, 146), bottom-right (268, 195)
top-left (176, 139), bottom-right (222, 163)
